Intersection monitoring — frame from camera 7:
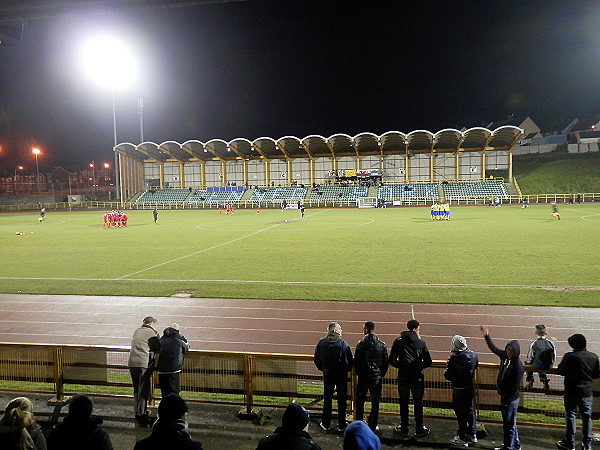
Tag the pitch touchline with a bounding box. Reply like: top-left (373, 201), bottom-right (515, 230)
top-left (116, 209), bottom-right (329, 279)
top-left (2, 276), bottom-right (599, 291)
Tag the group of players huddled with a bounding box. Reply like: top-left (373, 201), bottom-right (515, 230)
top-left (430, 202), bottom-right (450, 220)
top-left (103, 210), bottom-right (128, 227)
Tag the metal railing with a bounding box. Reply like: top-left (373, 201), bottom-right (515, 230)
top-left (1, 342), bottom-right (599, 426)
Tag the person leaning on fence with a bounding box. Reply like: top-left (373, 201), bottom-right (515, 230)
top-left (388, 319), bottom-right (432, 438)
top-left (524, 324), bottom-right (556, 391)
top-left (444, 335), bottom-right (479, 447)
top-left (480, 326), bottom-right (524, 450)
top-left (133, 394), bottom-right (203, 450)
top-left (128, 316), bottom-right (161, 427)
top-left (0, 396), bottom-right (46, 450)
top-left (157, 323), bottom-right (190, 398)
top-left (313, 321), bottom-right (353, 432)
top-left (556, 334), bottom-right (600, 450)
top-left (47, 394), bottom-right (113, 450)
top-left (255, 403), bottom-right (322, 450)
top-left (354, 321), bottom-right (388, 432)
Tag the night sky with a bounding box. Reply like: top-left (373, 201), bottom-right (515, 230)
top-left (1, 0), bottom-right (600, 173)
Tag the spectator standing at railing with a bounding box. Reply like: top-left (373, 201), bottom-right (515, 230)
top-left (47, 394), bottom-right (112, 450)
top-left (0, 396), bottom-right (46, 450)
top-left (129, 316), bottom-right (161, 427)
top-left (256, 403), bottom-right (321, 450)
top-left (556, 334), bottom-right (600, 450)
top-left (480, 326), bottom-right (523, 450)
top-left (444, 335), bottom-right (479, 447)
top-left (157, 323), bottom-right (190, 397)
top-left (388, 319), bottom-right (432, 439)
top-left (354, 321), bottom-right (388, 432)
top-left (314, 322), bottom-right (353, 432)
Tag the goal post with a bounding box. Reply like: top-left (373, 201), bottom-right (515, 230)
top-left (357, 197), bottom-right (378, 208)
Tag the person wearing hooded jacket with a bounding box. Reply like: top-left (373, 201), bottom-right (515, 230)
top-left (480, 326), bottom-right (524, 450)
top-left (342, 420), bottom-right (381, 450)
top-left (157, 323), bottom-right (190, 398)
top-left (256, 403), bottom-right (321, 450)
top-left (134, 394), bottom-right (202, 450)
top-left (354, 321), bottom-right (388, 432)
top-left (388, 319), bottom-right (432, 438)
top-left (313, 322), bottom-right (353, 432)
top-left (556, 333), bottom-right (600, 450)
top-left (444, 335), bottom-right (479, 447)
top-left (47, 394), bottom-right (112, 450)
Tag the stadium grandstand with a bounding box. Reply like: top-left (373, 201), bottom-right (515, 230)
top-left (116, 126), bottom-right (523, 207)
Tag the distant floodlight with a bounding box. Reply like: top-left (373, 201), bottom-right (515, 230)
top-left (77, 34), bottom-right (137, 90)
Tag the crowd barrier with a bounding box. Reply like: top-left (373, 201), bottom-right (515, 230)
top-left (1, 342), bottom-right (599, 427)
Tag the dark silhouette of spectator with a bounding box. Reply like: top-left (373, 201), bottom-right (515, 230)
top-left (0, 396), bottom-right (46, 450)
top-left (133, 394), bottom-right (203, 450)
top-left (157, 323), bottom-right (190, 397)
top-left (47, 394), bottom-right (112, 450)
top-left (342, 420), bottom-right (381, 450)
top-left (556, 334), bottom-right (600, 450)
top-left (354, 321), bottom-right (388, 432)
top-left (444, 335), bottom-right (479, 446)
top-left (128, 316), bottom-right (160, 426)
top-left (255, 403), bottom-right (321, 449)
top-left (313, 322), bottom-right (353, 432)
top-left (480, 326), bottom-right (523, 450)
top-left (388, 319), bottom-right (432, 438)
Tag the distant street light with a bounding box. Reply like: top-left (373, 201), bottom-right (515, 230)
top-left (32, 148), bottom-right (41, 192)
top-left (89, 161), bottom-right (95, 192)
top-left (77, 34), bottom-right (138, 202)
top-left (14, 165), bottom-right (23, 194)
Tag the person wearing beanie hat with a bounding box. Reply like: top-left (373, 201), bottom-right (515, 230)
top-left (157, 323), bottom-right (190, 398)
top-left (556, 334), bottom-right (600, 450)
top-left (524, 324), bottom-right (556, 391)
top-left (444, 335), bottom-right (478, 447)
top-left (128, 316), bottom-right (160, 427)
top-left (47, 395), bottom-right (113, 450)
top-left (342, 421), bottom-right (381, 450)
top-left (256, 403), bottom-right (321, 449)
top-left (134, 394), bottom-right (203, 450)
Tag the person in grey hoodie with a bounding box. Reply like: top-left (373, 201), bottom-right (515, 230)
top-left (314, 322), bottom-right (353, 432)
top-left (354, 321), bottom-right (388, 432)
top-left (480, 326), bottom-right (524, 450)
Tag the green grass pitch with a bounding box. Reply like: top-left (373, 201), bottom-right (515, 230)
top-left (1, 204), bottom-right (599, 306)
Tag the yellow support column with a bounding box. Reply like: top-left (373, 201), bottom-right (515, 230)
top-left (158, 163), bottom-right (164, 189)
top-left (481, 150), bottom-right (486, 180)
top-left (264, 158), bottom-right (270, 186)
top-left (221, 161), bottom-right (227, 186)
top-left (287, 159), bottom-right (292, 186)
top-left (179, 163), bottom-right (185, 188)
top-left (200, 161), bottom-right (206, 189)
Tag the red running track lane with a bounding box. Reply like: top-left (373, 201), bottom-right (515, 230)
top-left (0, 294), bottom-right (599, 364)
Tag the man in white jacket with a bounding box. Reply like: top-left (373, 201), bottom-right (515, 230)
top-left (128, 316), bottom-right (160, 426)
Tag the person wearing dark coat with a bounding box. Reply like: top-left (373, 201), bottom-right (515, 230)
top-left (134, 394), bottom-right (203, 450)
top-left (47, 395), bottom-right (112, 450)
top-left (444, 335), bottom-right (479, 446)
top-left (157, 323), bottom-right (190, 397)
top-left (256, 403), bottom-right (321, 450)
top-left (313, 322), bottom-right (353, 432)
top-left (556, 333), bottom-right (600, 450)
top-left (480, 326), bottom-right (524, 450)
top-left (354, 321), bottom-right (388, 431)
top-left (388, 319), bottom-right (432, 438)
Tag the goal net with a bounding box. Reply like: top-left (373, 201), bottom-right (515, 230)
top-left (357, 197), bottom-right (378, 208)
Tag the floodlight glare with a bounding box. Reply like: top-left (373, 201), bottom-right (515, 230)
top-left (77, 34), bottom-right (137, 90)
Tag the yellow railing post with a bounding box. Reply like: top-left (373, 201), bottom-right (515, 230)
top-left (239, 353), bottom-right (256, 418)
top-left (52, 346), bottom-right (64, 402)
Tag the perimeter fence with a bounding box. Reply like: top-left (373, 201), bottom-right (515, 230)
top-left (1, 342), bottom-right (599, 427)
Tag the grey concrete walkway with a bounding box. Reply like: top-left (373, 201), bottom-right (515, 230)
top-left (0, 391), bottom-right (574, 450)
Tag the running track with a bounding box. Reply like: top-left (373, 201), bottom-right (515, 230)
top-left (1, 294), bottom-right (599, 363)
